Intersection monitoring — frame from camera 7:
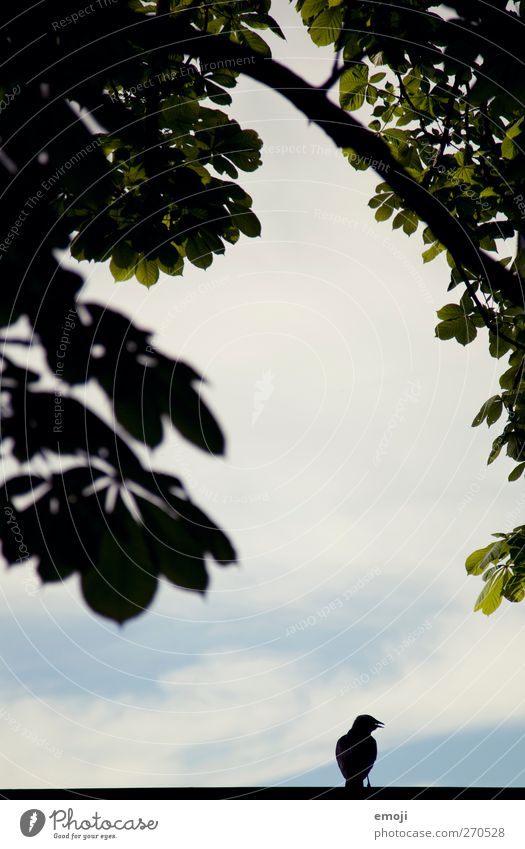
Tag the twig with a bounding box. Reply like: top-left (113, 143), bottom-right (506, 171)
top-left (320, 52), bottom-right (344, 92)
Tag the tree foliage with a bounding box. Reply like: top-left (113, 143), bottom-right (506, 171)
top-left (1, 0), bottom-right (525, 621)
top-left (296, 0), bottom-right (525, 615)
top-left (0, 0), bottom-right (265, 622)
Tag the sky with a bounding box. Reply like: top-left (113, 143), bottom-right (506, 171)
top-left (1, 3), bottom-right (525, 790)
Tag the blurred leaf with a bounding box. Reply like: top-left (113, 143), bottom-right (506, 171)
top-left (81, 500), bottom-right (158, 623)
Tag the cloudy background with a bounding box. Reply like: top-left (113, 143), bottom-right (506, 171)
top-left (1, 4), bottom-right (525, 790)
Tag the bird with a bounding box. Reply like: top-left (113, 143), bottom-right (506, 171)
top-left (336, 714), bottom-right (384, 789)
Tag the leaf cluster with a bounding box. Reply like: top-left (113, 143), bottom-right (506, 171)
top-left (297, 0), bottom-right (525, 614)
top-left (0, 1), bottom-right (268, 622)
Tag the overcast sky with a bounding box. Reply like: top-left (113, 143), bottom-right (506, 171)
top-left (1, 4), bottom-right (525, 790)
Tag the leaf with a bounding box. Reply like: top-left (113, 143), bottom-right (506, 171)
top-left (300, 0), bottom-right (328, 21)
top-left (503, 572), bottom-right (525, 602)
top-left (509, 462), bottom-right (525, 482)
top-left (472, 396), bottom-right (501, 429)
top-left (402, 210), bottom-right (419, 235)
top-left (340, 64), bottom-right (369, 111)
top-left (452, 165), bottom-right (476, 184)
top-left (499, 363), bottom-right (519, 390)
top-left (502, 136), bottom-right (518, 160)
top-left (203, 80), bottom-right (232, 107)
top-left (227, 202), bottom-right (262, 237)
top-left (185, 233), bottom-right (214, 269)
top-left (486, 397), bottom-right (504, 426)
top-left (139, 499), bottom-right (209, 594)
top-left (81, 501), bottom-right (158, 623)
top-left (473, 569), bottom-right (506, 615)
top-left (488, 331), bottom-right (513, 359)
top-left (454, 318), bottom-right (477, 346)
top-left (422, 241), bottom-right (446, 263)
top-left (435, 320), bottom-right (458, 341)
top-left (162, 96), bottom-right (200, 134)
top-left (114, 390), bottom-right (164, 448)
top-left (112, 242), bottom-right (139, 269)
top-left (309, 7), bottom-right (344, 47)
top-left (158, 361), bottom-right (226, 456)
top-left (247, 12), bottom-right (286, 39)
top-left (437, 303), bottom-right (463, 321)
top-left (375, 203), bottom-right (394, 222)
top-left (110, 257), bottom-right (135, 282)
top-left (157, 243), bottom-right (184, 276)
top-left (465, 542), bottom-right (504, 576)
top-left (392, 209), bottom-right (419, 235)
top-left (435, 316), bottom-right (477, 345)
top-left (237, 27), bottom-right (272, 58)
top-left (502, 117), bottom-right (523, 160)
top-left (135, 258), bottom-right (159, 288)
top-left (506, 431), bottom-right (525, 462)
top-left (487, 435), bottom-right (504, 465)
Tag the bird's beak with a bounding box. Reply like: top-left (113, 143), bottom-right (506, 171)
top-left (375, 721), bottom-right (385, 728)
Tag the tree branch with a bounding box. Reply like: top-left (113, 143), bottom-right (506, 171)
top-left (162, 25), bottom-right (522, 307)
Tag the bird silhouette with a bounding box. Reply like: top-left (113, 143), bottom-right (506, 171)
top-left (336, 714), bottom-right (384, 789)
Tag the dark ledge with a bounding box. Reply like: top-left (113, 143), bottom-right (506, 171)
top-left (1, 787), bottom-right (524, 800)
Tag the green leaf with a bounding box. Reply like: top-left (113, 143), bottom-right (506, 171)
top-left (422, 241), bottom-right (446, 263)
top-left (375, 203), bottom-right (394, 222)
top-left (499, 363), bottom-right (519, 390)
top-left (402, 210), bottom-right (419, 235)
top-left (488, 435), bottom-right (504, 465)
top-left (435, 320), bottom-right (458, 341)
top-left (502, 117), bottom-right (523, 159)
top-left (186, 233), bottom-right (215, 269)
top-left (473, 569), bottom-right (506, 615)
top-left (340, 64), bottom-right (369, 111)
top-left (299, 0), bottom-right (326, 21)
top-left (237, 26), bottom-right (272, 57)
top-left (486, 397), bottom-right (504, 426)
top-left (506, 431), bottom-right (525, 462)
top-left (502, 136), bottom-right (518, 160)
top-left (228, 202), bottom-right (262, 237)
top-left (503, 572), bottom-right (525, 602)
top-left (469, 395), bottom-right (497, 427)
top-left (392, 209), bottom-right (419, 235)
top-left (435, 316), bottom-right (476, 345)
top-left (309, 7), bottom-right (344, 46)
top-left (157, 246), bottom-right (184, 276)
top-left (488, 331), bottom-right (513, 359)
top-left (509, 462), bottom-right (525, 482)
top-left (452, 165), bottom-right (476, 184)
top-left (437, 303), bottom-right (463, 321)
top-left (135, 258), bottom-right (159, 288)
top-left (110, 257), bottom-right (135, 282)
top-left (162, 96), bottom-right (200, 133)
top-left (112, 242), bottom-right (139, 269)
top-left (465, 542), bottom-right (504, 576)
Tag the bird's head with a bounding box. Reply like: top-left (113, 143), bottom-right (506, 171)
top-left (351, 714), bottom-right (384, 734)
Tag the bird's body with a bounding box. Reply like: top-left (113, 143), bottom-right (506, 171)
top-left (336, 714), bottom-right (383, 789)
